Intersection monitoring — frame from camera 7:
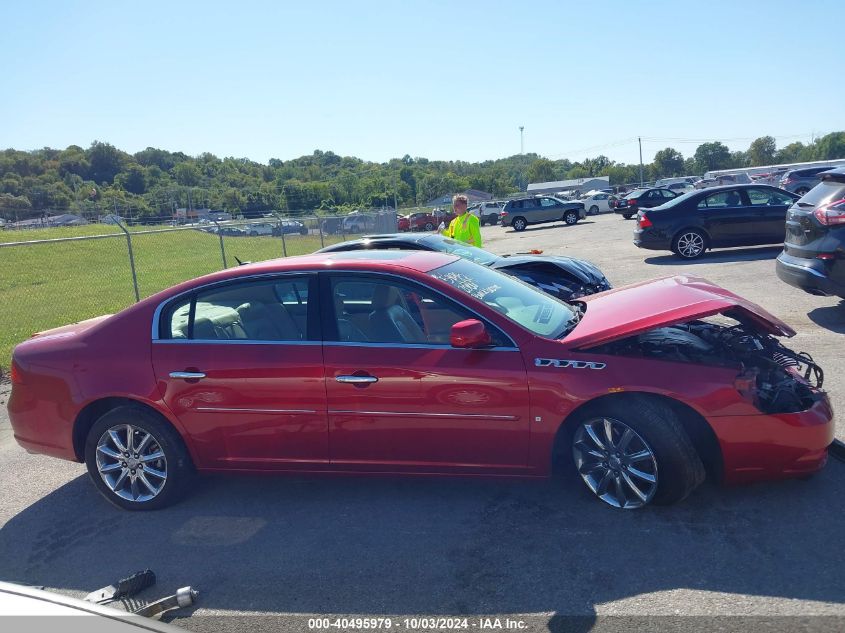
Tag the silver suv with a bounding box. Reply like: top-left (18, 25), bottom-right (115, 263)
top-left (500, 196), bottom-right (586, 232)
top-left (780, 166), bottom-right (837, 196)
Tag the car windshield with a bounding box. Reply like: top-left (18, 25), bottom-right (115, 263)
top-left (429, 258), bottom-right (579, 338)
top-left (419, 235), bottom-right (499, 265)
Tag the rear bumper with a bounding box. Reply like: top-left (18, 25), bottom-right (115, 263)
top-left (709, 394), bottom-right (835, 484)
top-left (776, 251), bottom-right (845, 298)
top-left (8, 384), bottom-right (79, 462)
top-left (633, 228), bottom-right (671, 251)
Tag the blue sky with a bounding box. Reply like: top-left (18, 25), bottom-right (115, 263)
top-left (2, 0), bottom-right (840, 166)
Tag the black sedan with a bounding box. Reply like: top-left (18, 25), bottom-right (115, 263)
top-left (613, 187), bottom-right (678, 219)
top-left (317, 233), bottom-right (611, 299)
top-left (633, 184), bottom-right (800, 259)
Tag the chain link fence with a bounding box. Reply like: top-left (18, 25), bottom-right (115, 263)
top-left (0, 211), bottom-right (396, 368)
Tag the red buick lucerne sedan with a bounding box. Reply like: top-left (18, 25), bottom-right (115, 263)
top-left (8, 251), bottom-right (834, 510)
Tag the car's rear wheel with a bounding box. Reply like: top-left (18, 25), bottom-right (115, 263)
top-left (622, 213), bottom-right (633, 220)
top-left (512, 217), bottom-right (527, 232)
top-left (672, 229), bottom-right (707, 259)
top-left (85, 406), bottom-right (194, 511)
top-left (795, 187), bottom-right (810, 196)
top-left (424, 222), bottom-right (435, 231)
top-left (563, 210), bottom-right (579, 225)
top-left (589, 205), bottom-right (599, 215)
top-left (570, 398), bottom-right (705, 509)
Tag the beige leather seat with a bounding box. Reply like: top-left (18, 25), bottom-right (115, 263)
top-left (237, 302), bottom-right (302, 341)
top-left (368, 285), bottom-right (427, 343)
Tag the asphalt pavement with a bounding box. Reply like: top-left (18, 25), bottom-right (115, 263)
top-left (1, 213), bottom-right (844, 632)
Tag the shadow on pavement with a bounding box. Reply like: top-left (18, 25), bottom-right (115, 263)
top-left (2, 461), bottom-right (845, 625)
top-left (644, 245), bottom-right (783, 266)
top-left (505, 222), bottom-right (595, 234)
top-left (808, 301), bottom-right (845, 334)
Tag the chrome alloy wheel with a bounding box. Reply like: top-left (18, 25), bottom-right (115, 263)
top-left (96, 424), bottom-right (168, 502)
top-left (572, 417), bottom-right (658, 509)
top-left (676, 232), bottom-right (705, 258)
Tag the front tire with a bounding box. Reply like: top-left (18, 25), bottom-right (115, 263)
top-left (424, 222), bottom-right (435, 231)
top-left (589, 205), bottom-right (599, 215)
top-left (563, 210), bottom-right (579, 225)
top-left (672, 229), bottom-right (707, 259)
top-left (512, 217), bottom-right (527, 232)
top-left (795, 187), bottom-right (810, 196)
top-left (84, 406), bottom-right (194, 511)
top-left (622, 213), bottom-right (633, 220)
top-left (570, 398), bottom-right (705, 509)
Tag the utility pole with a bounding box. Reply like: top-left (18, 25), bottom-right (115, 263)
top-left (393, 172), bottom-right (398, 212)
top-left (638, 137), bottom-right (644, 185)
top-left (519, 126), bottom-right (524, 155)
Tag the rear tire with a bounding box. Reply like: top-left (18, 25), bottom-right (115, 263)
top-left (622, 213), bottom-right (633, 220)
top-left (672, 229), bottom-right (707, 259)
top-left (424, 222), bottom-right (435, 231)
top-left (512, 217), bottom-right (527, 232)
top-left (84, 405), bottom-right (194, 511)
top-left (563, 210), bottom-right (579, 225)
top-left (568, 397), bottom-right (705, 509)
top-left (795, 187), bottom-right (810, 196)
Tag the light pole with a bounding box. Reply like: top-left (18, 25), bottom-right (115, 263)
top-left (519, 126), bottom-right (524, 155)
top-left (638, 136), bottom-right (644, 185)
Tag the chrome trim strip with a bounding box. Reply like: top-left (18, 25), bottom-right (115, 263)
top-left (322, 341), bottom-right (518, 351)
top-left (329, 409), bottom-right (519, 421)
top-left (195, 407), bottom-right (318, 414)
top-left (154, 339), bottom-right (319, 346)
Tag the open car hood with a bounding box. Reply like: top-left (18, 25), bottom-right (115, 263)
top-left (492, 255), bottom-right (606, 285)
top-left (563, 275), bottom-right (795, 349)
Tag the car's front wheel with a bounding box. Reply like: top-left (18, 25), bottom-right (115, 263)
top-left (563, 210), bottom-right (579, 225)
top-left (424, 222), bottom-right (435, 231)
top-left (589, 205), bottom-right (599, 215)
top-left (672, 229), bottom-right (707, 259)
top-left (795, 187), bottom-right (810, 196)
top-left (85, 406), bottom-right (194, 511)
top-left (512, 217), bottom-right (527, 231)
top-left (570, 398), bottom-right (705, 509)
top-left (622, 213), bottom-right (633, 220)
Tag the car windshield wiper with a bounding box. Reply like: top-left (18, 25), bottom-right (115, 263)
top-left (554, 303), bottom-right (584, 338)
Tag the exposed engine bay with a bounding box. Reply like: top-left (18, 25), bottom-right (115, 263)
top-left (594, 318), bottom-right (824, 414)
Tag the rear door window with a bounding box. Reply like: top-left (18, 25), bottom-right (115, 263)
top-left (698, 190), bottom-right (742, 208)
top-left (746, 188), bottom-right (794, 206)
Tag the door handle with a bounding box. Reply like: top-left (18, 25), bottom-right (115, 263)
top-left (336, 375), bottom-right (378, 384)
top-left (170, 371), bottom-right (206, 380)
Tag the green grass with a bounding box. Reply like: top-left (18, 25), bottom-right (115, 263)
top-left (0, 227), bottom-right (342, 369)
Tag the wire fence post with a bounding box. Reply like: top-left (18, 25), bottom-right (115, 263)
top-left (115, 219), bottom-right (141, 302)
top-left (213, 220), bottom-right (228, 268)
top-left (274, 213), bottom-right (287, 257)
top-left (317, 215), bottom-right (324, 249)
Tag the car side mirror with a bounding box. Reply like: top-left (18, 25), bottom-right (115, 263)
top-left (450, 319), bottom-right (492, 349)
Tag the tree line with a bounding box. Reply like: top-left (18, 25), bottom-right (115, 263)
top-left (1, 132), bottom-right (843, 221)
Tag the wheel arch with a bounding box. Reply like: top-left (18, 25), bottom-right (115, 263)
top-left (551, 392), bottom-right (723, 480)
top-left (73, 397), bottom-right (195, 466)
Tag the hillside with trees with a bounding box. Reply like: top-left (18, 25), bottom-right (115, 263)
top-left (1, 132), bottom-right (843, 221)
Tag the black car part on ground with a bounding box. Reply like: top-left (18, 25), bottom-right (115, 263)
top-left (592, 318), bottom-right (823, 414)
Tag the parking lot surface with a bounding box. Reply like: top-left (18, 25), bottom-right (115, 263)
top-left (1, 214), bottom-right (844, 632)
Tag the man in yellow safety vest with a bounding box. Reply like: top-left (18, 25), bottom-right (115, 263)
top-left (441, 194), bottom-right (482, 247)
